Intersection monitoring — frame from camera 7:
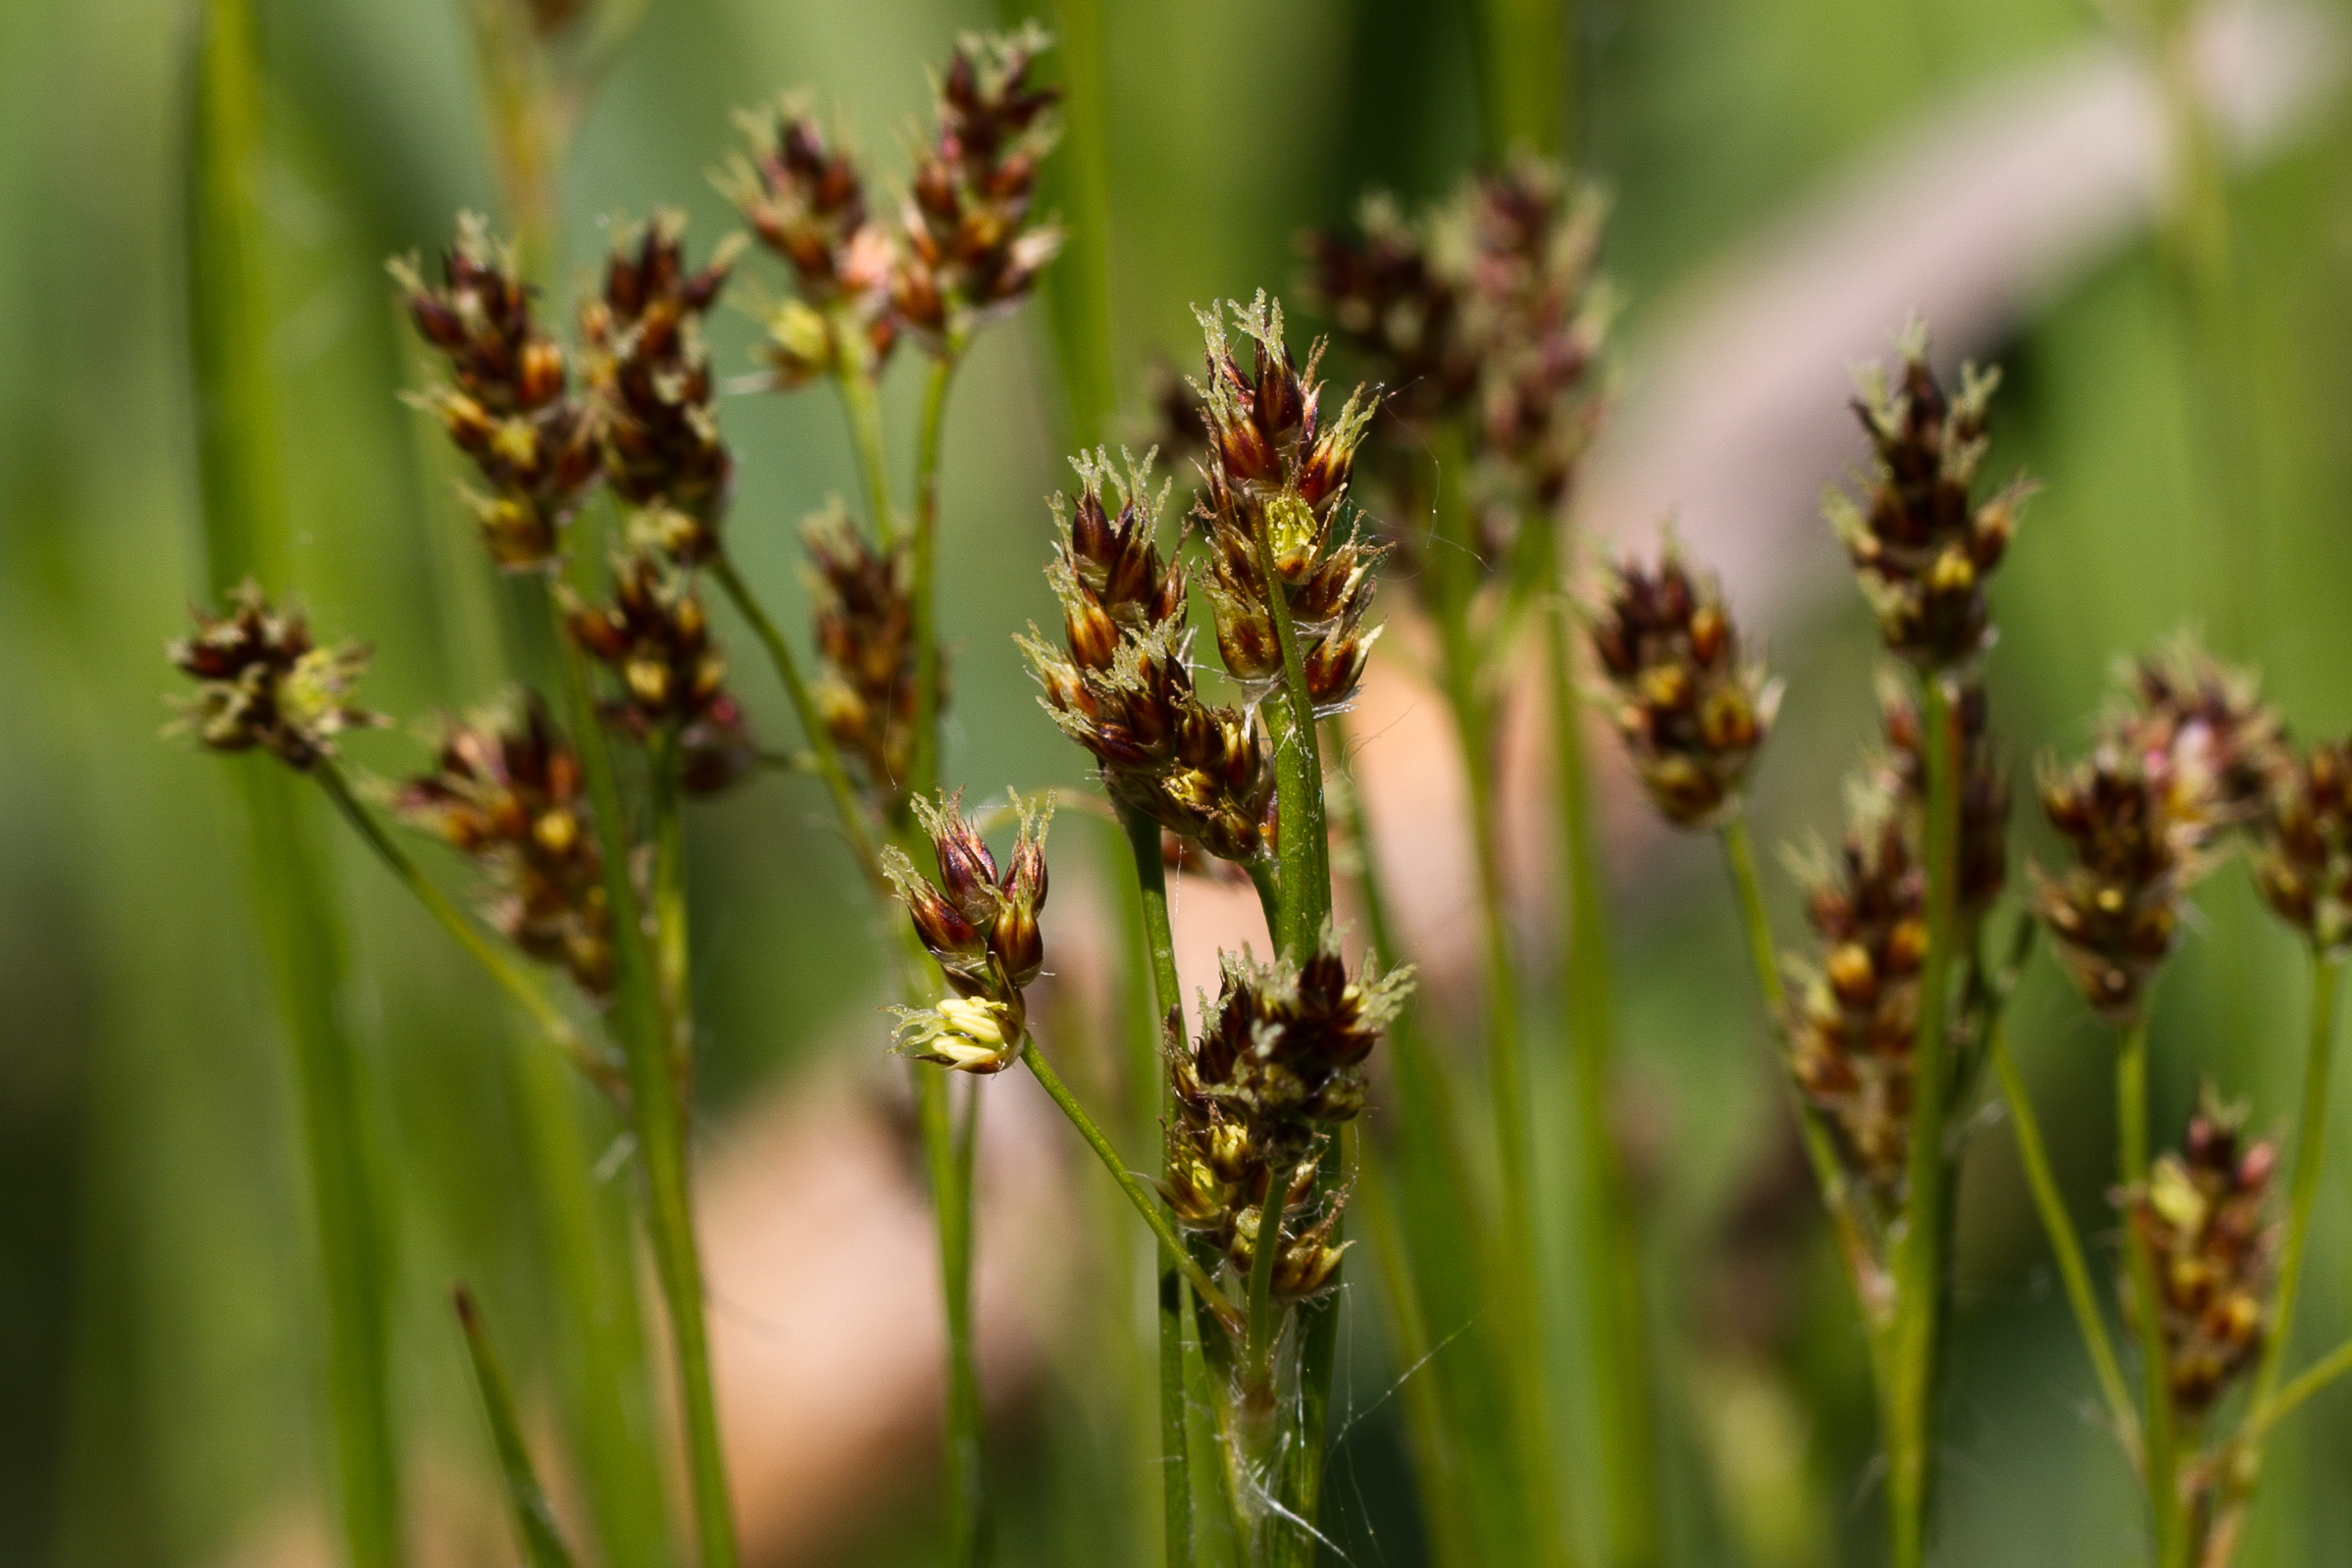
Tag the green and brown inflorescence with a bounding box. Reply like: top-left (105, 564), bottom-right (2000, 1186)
top-left (2254, 738), bottom-right (2352, 955)
top-left (564, 551), bottom-right (754, 793)
top-left (392, 695), bottom-right (614, 999)
top-left (885, 790), bottom-right (1052, 1074)
top-left (893, 25), bottom-right (1064, 348)
top-left (1881, 673), bottom-right (2009, 919)
top-left (169, 582), bottom-right (384, 770)
top-left (1591, 545), bottom-right (1780, 828)
top-left (1826, 326), bottom-right (2028, 673)
top-left (1191, 294), bottom-right (1384, 712)
top-left (724, 102), bottom-right (898, 388)
top-left (580, 212), bottom-right (741, 565)
top-left (1022, 450), bottom-right (1274, 865)
top-left (393, 216), bottom-right (601, 570)
top-left (2124, 1090), bottom-right (2277, 1420)
top-left (1164, 926), bottom-right (1413, 1299)
top-left (803, 503), bottom-right (925, 802)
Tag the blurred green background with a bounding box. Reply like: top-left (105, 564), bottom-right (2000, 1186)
top-left (5, 0), bottom-right (2352, 1563)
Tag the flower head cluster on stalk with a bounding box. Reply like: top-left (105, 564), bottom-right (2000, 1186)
top-left (393, 216), bottom-right (601, 569)
top-left (1190, 293), bottom-right (1385, 712)
top-left (724, 104), bottom-right (898, 387)
top-left (1022, 450), bottom-right (1274, 864)
top-left (1162, 926), bottom-right (1413, 1299)
top-left (1825, 325), bottom-right (2027, 673)
top-left (1306, 154), bottom-right (1611, 568)
top-left (564, 551), bottom-right (754, 793)
top-left (1881, 674), bottom-right (2010, 919)
top-left (580, 212), bottom-right (741, 564)
top-left (168, 582), bottom-right (384, 769)
top-left (803, 503), bottom-right (924, 801)
top-left (886, 790), bottom-right (1052, 1074)
top-left (2254, 737), bottom-right (2352, 954)
top-left (2124, 1090), bottom-right (2278, 1419)
top-left (1591, 545), bottom-right (1780, 828)
top-left (393, 695), bottom-right (615, 998)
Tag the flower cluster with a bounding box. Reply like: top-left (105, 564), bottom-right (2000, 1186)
top-left (2253, 738), bottom-right (2352, 954)
top-left (1825, 327), bottom-right (2027, 671)
top-left (2122, 640), bottom-right (2287, 821)
top-left (1191, 294), bottom-right (1384, 713)
top-left (1163, 928), bottom-right (1412, 1298)
top-left (802, 504), bottom-right (923, 799)
top-left (1592, 546), bottom-right (1779, 828)
top-left (1022, 451), bottom-right (1274, 864)
top-left (169, 582), bottom-right (383, 770)
top-left (1787, 787), bottom-right (1927, 1195)
top-left (393, 216), bottom-right (599, 570)
top-left (564, 553), bottom-right (753, 792)
top-left (392, 696), bottom-right (614, 998)
top-left (2125, 1091), bottom-right (2276, 1418)
top-left (724, 105), bottom-right (897, 387)
top-left (886, 791), bottom-right (1051, 1073)
top-left (894, 25), bottom-right (1064, 346)
top-left (580, 213), bottom-right (740, 564)
top-left (1880, 675), bottom-right (2009, 918)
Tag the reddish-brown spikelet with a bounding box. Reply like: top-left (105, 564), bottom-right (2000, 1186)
top-left (168, 582), bottom-right (384, 770)
top-left (801, 504), bottom-right (929, 802)
top-left (2122, 1089), bottom-right (2276, 1419)
top-left (564, 552), bottom-right (754, 792)
top-left (883, 790), bottom-right (1053, 1073)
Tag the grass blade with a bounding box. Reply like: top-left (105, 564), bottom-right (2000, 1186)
top-left (183, 4), bottom-right (401, 1562)
top-left (455, 1286), bottom-right (582, 1568)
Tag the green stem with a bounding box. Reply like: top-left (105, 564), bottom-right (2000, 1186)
top-left (709, 554), bottom-right (882, 891)
top-left (2254, 954), bottom-right (2343, 1412)
top-left (455, 1287), bottom-right (582, 1568)
top-left (2118, 1018), bottom-right (2184, 1568)
top-left (1470, 0), bottom-right (1568, 160)
top-left (1541, 568), bottom-right (1654, 1568)
top-left (550, 591), bottom-right (740, 1568)
top-left (2245, 1335), bottom-right (2352, 1449)
top-left (1886, 673), bottom-right (1961, 1568)
top-left (1988, 1025), bottom-right (2139, 1447)
top-left (1120, 803), bottom-right (1196, 1567)
top-left (918, 1067), bottom-right (988, 1566)
top-left (834, 356), bottom-right (896, 547)
top-left (311, 759), bottom-right (624, 1099)
top-left (1247, 520), bottom-right (1331, 960)
top-left (649, 727), bottom-right (691, 1080)
top-left (1022, 1038), bottom-right (1244, 1333)
top-left (911, 351), bottom-right (959, 803)
top-left (1718, 816), bottom-right (1888, 1325)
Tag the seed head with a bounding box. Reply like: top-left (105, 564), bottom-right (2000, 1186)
top-left (1191, 294), bottom-right (1386, 714)
top-left (1824, 323), bottom-right (2029, 672)
top-left (2123, 1087), bottom-right (2275, 1419)
top-left (722, 102), bottom-right (898, 385)
top-left (802, 503), bottom-right (927, 800)
top-left (2252, 738), bottom-right (2352, 954)
top-left (894, 25), bottom-right (1065, 346)
top-left (579, 213), bottom-right (741, 565)
top-left (168, 582), bottom-right (384, 770)
top-left (886, 789), bottom-right (1054, 1072)
top-left (391, 216), bottom-right (599, 569)
top-left (565, 553), bottom-right (750, 789)
top-left (1592, 543), bottom-right (1780, 828)
top-left (2121, 636), bottom-right (2287, 826)
top-left (392, 694), bottom-right (614, 998)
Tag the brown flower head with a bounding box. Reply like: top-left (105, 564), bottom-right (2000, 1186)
top-left (564, 552), bottom-right (744, 774)
top-left (2120, 637), bottom-right (2287, 826)
top-left (894, 25), bottom-right (1065, 347)
top-left (580, 213), bottom-right (741, 564)
top-left (392, 215), bottom-right (600, 569)
top-left (1787, 783), bottom-right (1928, 1198)
top-left (2252, 738), bottom-right (2352, 954)
top-left (1021, 451), bottom-right (1274, 864)
top-left (885, 789), bottom-right (1053, 1073)
top-left (1825, 323), bottom-right (2028, 672)
top-left (2124, 1088), bottom-right (2276, 1420)
top-left (1190, 294), bottom-right (1385, 712)
top-left (392, 694), bottom-right (614, 998)
top-left (1592, 543), bottom-right (1780, 828)
top-left (168, 582), bottom-right (383, 770)
top-left (802, 503), bottom-right (927, 799)
top-left (721, 102), bottom-right (897, 386)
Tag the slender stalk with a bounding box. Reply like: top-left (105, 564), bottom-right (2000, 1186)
top-left (1987, 1026), bottom-right (2138, 1445)
top-left (2252, 954), bottom-right (2343, 1414)
top-left (649, 727), bottom-right (692, 1077)
top-left (1247, 520), bottom-right (1331, 958)
top-left (1542, 567), bottom-right (1656, 1568)
top-left (1718, 817), bottom-right (1887, 1319)
top-left (1471, 0), bottom-right (1568, 161)
top-left (1885, 673), bottom-right (1961, 1568)
top-left (2243, 1335), bottom-right (2352, 1450)
top-left (185, 7), bottom-right (400, 1559)
top-left (1022, 1038), bottom-right (1245, 1332)
top-left (710, 554), bottom-right (882, 890)
top-left (911, 351), bottom-right (959, 803)
top-left (835, 357), bottom-right (896, 546)
top-left (2118, 1018), bottom-right (2184, 1567)
top-left (1120, 803), bottom-right (1196, 1567)
top-left (550, 594), bottom-right (740, 1568)
top-left (917, 1067), bottom-right (988, 1566)
top-left (1240, 1162), bottom-right (1286, 1395)
top-left (312, 759), bottom-right (624, 1098)
top-left (455, 1287), bottom-right (582, 1568)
